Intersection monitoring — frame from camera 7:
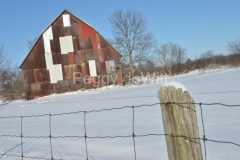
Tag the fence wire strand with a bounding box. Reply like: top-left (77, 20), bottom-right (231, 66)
top-left (1, 102), bottom-right (240, 160)
top-left (1, 102), bottom-right (240, 120)
top-left (132, 106), bottom-right (137, 160)
top-left (199, 103), bottom-right (207, 160)
top-left (21, 116), bottom-right (23, 160)
top-left (84, 111), bottom-right (89, 160)
top-left (49, 114), bottom-right (53, 160)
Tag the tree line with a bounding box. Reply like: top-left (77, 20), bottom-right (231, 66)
top-left (109, 9), bottom-right (240, 78)
top-left (137, 50), bottom-right (240, 77)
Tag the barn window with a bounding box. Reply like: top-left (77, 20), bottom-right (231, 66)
top-left (62, 14), bottom-right (71, 27)
top-left (89, 60), bottom-right (97, 76)
top-left (105, 60), bottom-right (115, 73)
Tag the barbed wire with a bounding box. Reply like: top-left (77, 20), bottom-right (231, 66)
top-left (0, 102), bottom-right (240, 160)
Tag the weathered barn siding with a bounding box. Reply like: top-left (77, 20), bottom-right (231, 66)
top-left (20, 10), bottom-right (122, 100)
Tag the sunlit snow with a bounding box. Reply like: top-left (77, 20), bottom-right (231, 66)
top-left (0, 67), bottom-right (240, 160)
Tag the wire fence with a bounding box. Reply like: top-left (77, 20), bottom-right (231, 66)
top-left (0, 102), bottom-right (240, 160)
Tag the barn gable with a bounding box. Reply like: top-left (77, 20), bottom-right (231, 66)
top-left (20, 10), bottom-right (122, 100)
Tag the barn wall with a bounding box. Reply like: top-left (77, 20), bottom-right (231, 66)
top-left (21, 10), bottom-right (122, 100)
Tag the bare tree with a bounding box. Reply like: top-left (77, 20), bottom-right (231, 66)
top-left (0, 44), bottom-right (24, 101)
top-left (136, 60), bottom-right (156, 75)
top-left (155, 43), bottom-right (173, 75)
top-left (0, 45), bottom-right (11, 87)
top-left (155, 42), bottom-right (187, 75)
top-left (26, 37), bottom-right (38, 50)
top-left (200, 50), bottom-right (214, 59)
top-left (228, 37), bottom-right (240, 54)
top-left (198, 50), bottom-right (216, 72)
top-left (108, 9), bottom-right (156, 82)
top-left (175, 44), bottom-right (187, 74)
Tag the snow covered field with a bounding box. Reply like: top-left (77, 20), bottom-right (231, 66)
top-left (0, 68), bottom-right (240, 160)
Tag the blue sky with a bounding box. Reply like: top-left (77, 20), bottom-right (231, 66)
top-left (0, 0), bottom-right (240, 66)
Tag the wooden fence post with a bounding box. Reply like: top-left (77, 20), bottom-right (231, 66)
top-left (158, 86), bottom-right (203, 160)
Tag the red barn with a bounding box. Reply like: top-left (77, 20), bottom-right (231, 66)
top-left (19, 10), bottom-right (122, 100)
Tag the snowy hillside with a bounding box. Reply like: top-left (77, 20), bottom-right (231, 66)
top-left (0, 68), bottom-right (240, 160)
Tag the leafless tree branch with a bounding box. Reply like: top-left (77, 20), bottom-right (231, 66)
top-left (109, 9), bottom-right (156, 83)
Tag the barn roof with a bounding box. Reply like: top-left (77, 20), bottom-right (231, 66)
top-left (19, 9), bottom-right (117, 68)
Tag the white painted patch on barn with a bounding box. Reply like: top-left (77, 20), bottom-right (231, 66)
top-left (59, 35), bottom-right (74, 54)
top-left (43, 27), bottom-right (64, 84)
top-left (62, 14), bottom-right (71, 27)
top-left (43, 26), bottom-right (53, 40)
top-left (44, 53), bottom-right (53, 69)
top-left (44, 53), bottom-right (63, 83)
top-left (43, 26), bottom-right (53, 53)
top-left (49, 64), bottom-right (63, 84)
top-left (89, 60), bottom-right (97, 76)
